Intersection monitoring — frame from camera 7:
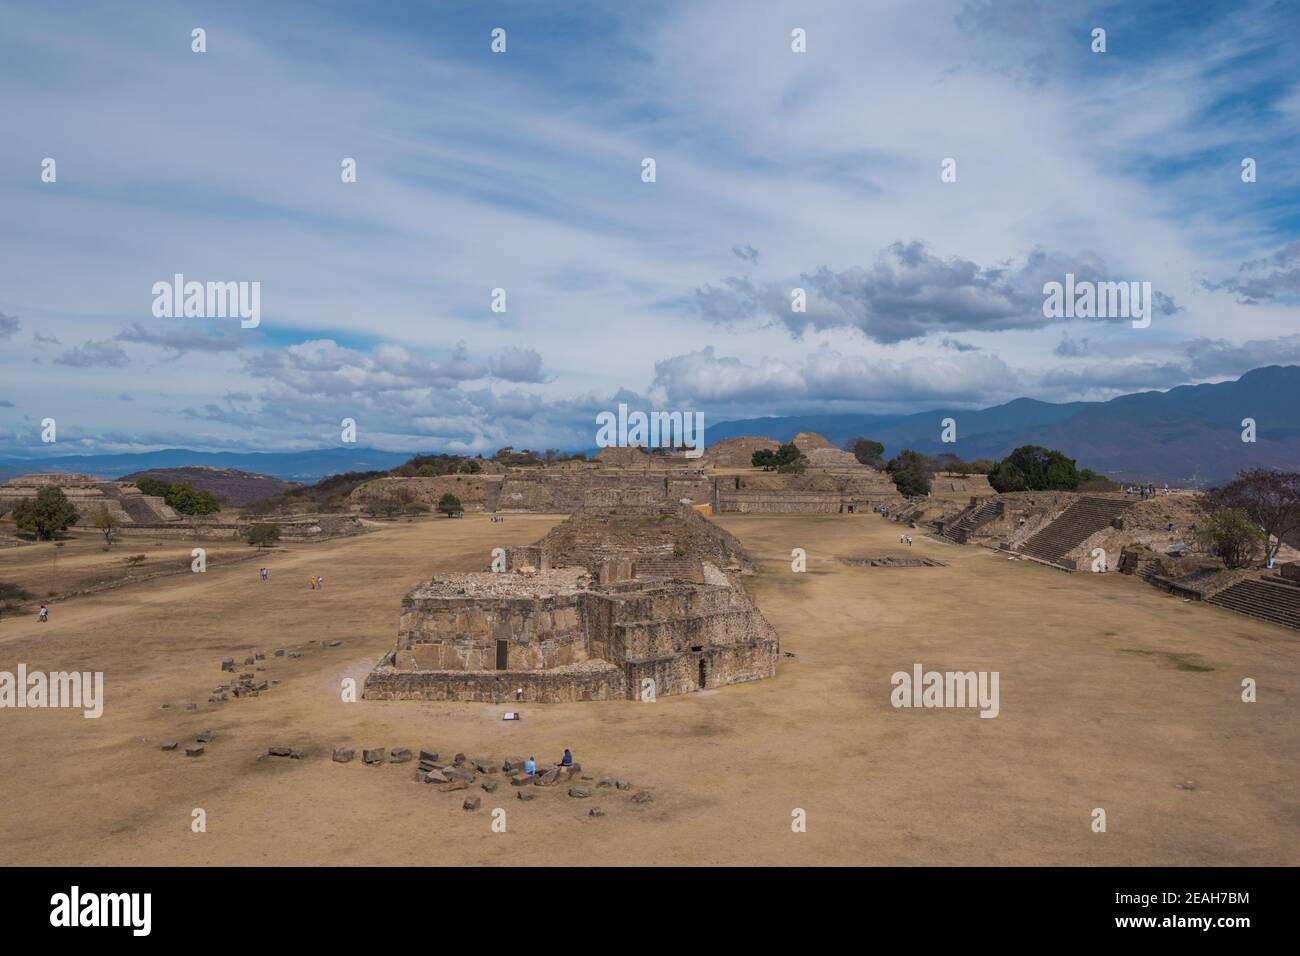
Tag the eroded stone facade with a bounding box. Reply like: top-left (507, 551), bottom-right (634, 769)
top-left (364, 507), bottom-right (780, 703)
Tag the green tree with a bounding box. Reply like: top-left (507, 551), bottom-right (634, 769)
top-left (245, 523), bottom-right (282, 548)
top-left (164, 483), bottom-right (221, 515)
top-left (460, 458), bottom-right (483, 474)
top-left (135, 476), bottom-right (172, 497)
top-left (13, 487), bottom-right (80, 540)
top-left (845, 437), bottom-right (885, 468)
top-left (886, 450), bottom-right (931, 497)
top-left (987, 446), bottom-right (1083, 493)
top-left (1196, 509), bottom-right (1264, 569)
top-left (752, 443), bottom-right (803, 471)
top-left (437, 493), bottom-right (463, 516)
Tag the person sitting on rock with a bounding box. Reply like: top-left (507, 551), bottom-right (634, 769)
top-left (525, 756), bottom-right (537, 775)
top-left (558, 748), bottom-right (573, 768)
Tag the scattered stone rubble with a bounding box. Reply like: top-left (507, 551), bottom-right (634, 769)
top-left (335, 745), bottom-right (654, 814)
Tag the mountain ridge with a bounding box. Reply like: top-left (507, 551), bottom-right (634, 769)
top-left (2, 367), bottom-right (1297, 487)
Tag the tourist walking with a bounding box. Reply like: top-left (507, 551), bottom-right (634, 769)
top-left (38, 603), bottom-right (49, 623)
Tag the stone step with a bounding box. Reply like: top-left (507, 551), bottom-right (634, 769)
top-left (1207, 579), bottom-right (1300, 630)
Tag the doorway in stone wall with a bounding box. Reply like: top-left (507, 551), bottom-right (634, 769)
top-left (496, 640), bottom-right (508, 670)
top-left (697, 657), bottom-right (707, 688)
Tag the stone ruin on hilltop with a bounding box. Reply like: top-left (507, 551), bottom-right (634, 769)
top-left (363, 504), bottom-right (779, 703)
top-left (346, 431), bottom-right (904, 517)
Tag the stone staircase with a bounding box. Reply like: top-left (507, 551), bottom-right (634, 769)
top-left (886, 503), bottom-right (925, 525)
top-left (1018, 497), bottom-right (1135, 569)
top-left (939, 499), bottom-right (1001, 544)
top-left (484, 478), bottom-right (502, 512)
top-left (1207, 578), bottom-right (1300, 631)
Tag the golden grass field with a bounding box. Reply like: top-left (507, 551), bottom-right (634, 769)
top-left (1, 513), bottom-right (1296, 865)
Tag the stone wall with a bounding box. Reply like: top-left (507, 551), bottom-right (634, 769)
top-left (705, 436), bottom-right (778, 469)
top-left (626, 641), bottom-right (777, 696)
top-left (350, 475), bottom-right (492, 511)
top-left (373, 573), bottom-right (778, 701)
top-left (364, 661), bottom-right (627, 703)
top-left (717, 492), bottom-right (846, 513)
top-left (396, 581), bottom-right (590, 671)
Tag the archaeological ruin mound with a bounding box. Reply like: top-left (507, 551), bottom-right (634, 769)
top-left (364, 504), bottom-right (779, 703)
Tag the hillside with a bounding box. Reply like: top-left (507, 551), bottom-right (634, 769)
top-left (708, 366), bottom-right (1300, 486)
top-left (120, 467), bottom-right (302, 507)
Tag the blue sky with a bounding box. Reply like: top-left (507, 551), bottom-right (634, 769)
top-left (1, 0), bottom-right (1298, 457)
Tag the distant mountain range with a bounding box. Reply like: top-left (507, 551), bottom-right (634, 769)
top-left (0, 447), bottom-right (412, 485)
top-left (2, 367), bottom-right (1297, 488)
top-left (706, 365), bottom-right (1300, 486)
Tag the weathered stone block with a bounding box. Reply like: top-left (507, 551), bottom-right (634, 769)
top-left (535, 769), bottom-right (560, 787)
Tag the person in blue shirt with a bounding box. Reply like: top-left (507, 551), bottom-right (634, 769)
top-left (525, 756), bottom-right (537, 775)
top-left (559, 749), bottom-right (573, 767)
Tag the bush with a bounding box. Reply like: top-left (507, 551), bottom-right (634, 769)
top-left (93, 506), bottom-right (120, 546)
top-left (437, 493), bottom-right (463, 516)
top-left (405, 502), bottom-right (431, 514)
top-left (245, 523), bottom-right (282, 548)
top-left (125, 554), bottom-right (147, 567)
top-left (1196, 508), bottom-right (1264, 569)
top-left (13, 487), bottom-right (79, 539)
